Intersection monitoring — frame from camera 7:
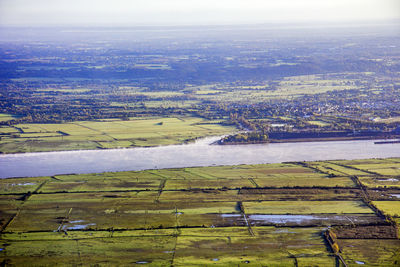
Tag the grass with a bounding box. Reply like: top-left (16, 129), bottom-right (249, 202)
top-left (338, 239), bottom-right (400, 266)
top-left (0, 177), bottom-right (48, 194)
top-left (307, 120), bottom-right (331, 127)
top-left (0, 114), bottom-right (19, 122)
top-left (243, 201), bottom-right (373, 214)
top-left (371, 201), bottom-right (400, 217)
top-left (26, 163), bottom-right (357, 195)
top-left (1, 159), bottom-right (399, 265)
top-left (0, 227), bottom-right (335, 266)
top-left (174, 227), bottom-right (333, 266)
top-left (0, 235), bottom-right (176, 266)
top-left (352, 163), bottom-right (400, 176)
top-left (332, 159), bottom-right (400, 176)
top-left (0, 117), bottom-right (235, 153)
top-left (163, 179), bottom-right (254, 190)
top-left (254, 176), bottom-right (355, 188)
top-left (309, 161), bottom-right (371, 176)
top-left (189, 76), bottom-right (359, 104)
top-left (39, 172), bottom-right (161, 193)
top-left (0, 195), bottom-right (22, 229)
top-left (0, 126), bottom-right (19, 134)
top-left (358, 176), bottom-right (400, 188)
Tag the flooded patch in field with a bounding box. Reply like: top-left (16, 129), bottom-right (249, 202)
top-left (69, 220), bottom-right (84, 223)
top-left (11, 182), bottom-right (36, 186)
top-left (377, 178), bottom-right (399, 182)
top-left (220, 214), bottom-right (242, 218)
top-left (274, 228), bottom-right (295, 233)
top-left (62, 222), bottom-right (96, 230)
top-left (391, 194), bottom-right (400, 199)
top-left (355, 260), bottom-right (365, 264)
top-left (249, 215), bottom-right (320, 224)
top-left (220, 214), bottom-right (383, 226)
top-left (135, 261), bottom-right (149, 264)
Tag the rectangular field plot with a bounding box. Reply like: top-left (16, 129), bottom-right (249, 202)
top-left (6, 206), bottom-right (70, 232)
top-left (1, 229), bottom-right (177, 242)
top-left (0, 139), bottom-right (100, 153)
top-left (243, 201), bottom-right (373, 214)
top-left (0, 177), bottom-right (48, 194)
top-left (54, 170), bottom-right (162, 182)
top-left (39, 171), bottom-right (161, 193)
top-left (177, 214), bottom-right (244, 228)
top-left (308, 161), bottom-right (371, 176)
top-left (185, 163), bottom-right (319, 179)
top-left (333, 158), bottom-right (400, 176)
top-left (159, 189), bottom-right (361, 203)
top-left (169, 202), bottom-right (240, 227)
top-left (40, 178), bottom-right (161, 193)
top-left (0, 195), bottom-right (22, 230)
top-left (164, 179), bottom-right (254, 190)
top-left (0, 126), bottom-right (20, 134)
top-left (332, 159), bottom-right (395, 166)
top-left (0, 227), bottom-right (335, 266)
top-left (396, 218), bottom-right (400, 237)
top-left (254, 175), bottom-right (354, 188)
top-left (40, 174), bottom-right (161, 193)
top-left (176, 201), bottom-right (239, 215)
top-left (371, 201), bottom-right (400, 217)
top-left (5, 192), bottom-right (161, 231)
top-left (358, 176), bottom-right (400, 188)
top-left (159, 190), bottom-right (240, 203)
top-left (0, 235), bottom-right (176, 266)
top-left (149, 168), bottom-right (205, 179)
top-left (338, 239), bottom-right (400, 266)
top-left (248, 214), bottom-right (383, 227)
top-left (352, 163), bottom-right (400, 176)
top-left (173, 227), bottom-right (334, 266)
top-left (239, 188), bottom-right (363, 201)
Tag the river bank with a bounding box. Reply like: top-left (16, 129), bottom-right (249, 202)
top-left (216, 131), bottom-right (400, 145)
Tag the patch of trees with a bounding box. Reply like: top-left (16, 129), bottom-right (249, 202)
top-left (219, 132), bottom-right (269, 145)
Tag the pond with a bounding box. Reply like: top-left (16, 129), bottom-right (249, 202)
top-left (0, 137), bottom-right (399, 178)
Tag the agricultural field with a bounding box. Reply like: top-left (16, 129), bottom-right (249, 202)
top-left (0, 117), bottom-right (235, 153)
top-left (0, 114), bottom-right (19, 122)
top-left (0, 158), bottom-right (399, 265)
top-left (337, 239), bottom-right (400, 266)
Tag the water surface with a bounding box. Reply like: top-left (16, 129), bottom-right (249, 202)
top-left (0, 137), bottom-right (399, 178)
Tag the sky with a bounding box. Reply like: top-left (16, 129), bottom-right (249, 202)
top-left (0, 0), bottom-right (399, 27)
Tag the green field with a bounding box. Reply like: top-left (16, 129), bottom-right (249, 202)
top-left (0, 113), bottom-right (19, 122)
top-left (243, 200), bottom-right (373, 214)
top-left (371, 201), bottom-right (400, 217)
top-left (0, 159), bottom-right (399, 265)
top-left (0, 117), bottom-right (235, 153)
top-left (338, 239), bottom-right (400, 266)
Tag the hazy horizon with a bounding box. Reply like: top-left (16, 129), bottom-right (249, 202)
top-left (0, 0), bottom-right (399, 27)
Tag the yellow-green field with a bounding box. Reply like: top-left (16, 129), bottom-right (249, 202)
top-left (243, 200), bottom-right (373, 214)
top-left (0, 158), bottom-right (399, 265)
top-left (186, 75), bottom-right (360, 104)
top-left (371, 201), bottom-right (400, 217)
top-left (0, 113), bottom-right (19, 122)
top-left (0, 117), bottom-right (235, 153)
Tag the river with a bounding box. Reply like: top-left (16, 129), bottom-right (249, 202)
top-left (0, 137), bottom-right (399, 178)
